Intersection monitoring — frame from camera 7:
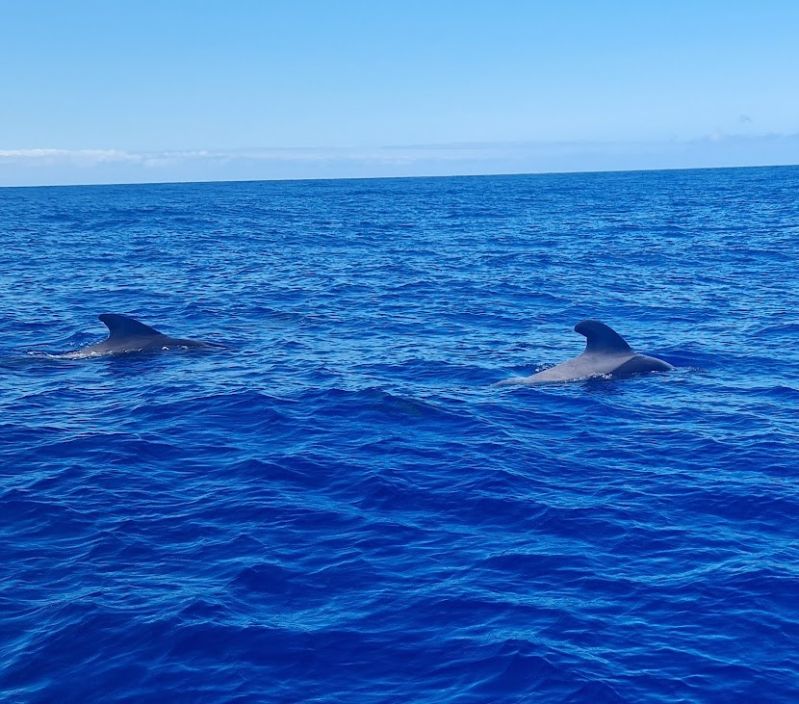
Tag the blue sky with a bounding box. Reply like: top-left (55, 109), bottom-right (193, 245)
top-left (2, 1), bottom-right (798, 185)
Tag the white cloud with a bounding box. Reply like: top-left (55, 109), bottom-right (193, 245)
top-left (0, 148), bottom-right (140, 163)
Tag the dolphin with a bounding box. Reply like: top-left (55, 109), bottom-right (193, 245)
top-left (54, 313), bottom-right (221, 359)
top-left (501, 320), bottom-right (673, 384)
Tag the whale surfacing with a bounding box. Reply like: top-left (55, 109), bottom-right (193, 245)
top-left (501, 320), bottom-right (673, 385)
top-left (55, 313), bottom-right (221, 359)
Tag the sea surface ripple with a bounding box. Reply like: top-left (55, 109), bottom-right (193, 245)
top-left (1, 167), bottom-right (798, 703)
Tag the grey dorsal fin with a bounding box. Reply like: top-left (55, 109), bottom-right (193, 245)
top-left (99, 313), bottom-right (163, 339)
top-left (574, 320), bottom-right (632, 354)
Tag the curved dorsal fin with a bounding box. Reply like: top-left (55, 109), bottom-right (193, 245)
top-left (99, 313), bottom-right (162, 339)
top-left (574, 320), bottom-right (632, 354)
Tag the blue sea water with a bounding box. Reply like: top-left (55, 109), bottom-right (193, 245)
top-left (1, 166), bottom-right (798, 703)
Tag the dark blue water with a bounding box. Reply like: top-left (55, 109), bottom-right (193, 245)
top-left (2, 167), bottom-right (798, 703)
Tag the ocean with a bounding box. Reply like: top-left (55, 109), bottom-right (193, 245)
top-left (1, 166), bottom-right (798, 703)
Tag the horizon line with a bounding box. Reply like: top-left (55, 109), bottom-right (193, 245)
top-left (1, 161), bottom-right (797, 191)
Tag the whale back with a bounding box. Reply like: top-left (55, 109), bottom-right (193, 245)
top-left (499, 320), bottom-right (672, 385)
top-left (574, 319), bottom-right (632, 355)
top-left (99, 313), bottom-right (163, 340)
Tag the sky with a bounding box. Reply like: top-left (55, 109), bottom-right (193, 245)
top-left (1, 0), bottom-right (798, 186)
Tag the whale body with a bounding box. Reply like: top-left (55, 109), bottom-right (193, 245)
top-left (54, 314), bottom-right (220, 359)
top-left (501, 320), bottom-right (673, 385)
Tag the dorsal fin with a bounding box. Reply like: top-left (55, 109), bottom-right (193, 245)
top-left (574, 320), bottom-right (632, 354)
top-left (99, 313), bottom-right (163, 339)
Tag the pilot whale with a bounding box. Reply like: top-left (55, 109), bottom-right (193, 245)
top-left (501, 320), bottom-right (673, 384)
top-left (54, 313), bottom-right (221, 359)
